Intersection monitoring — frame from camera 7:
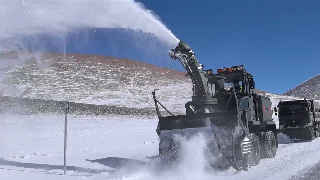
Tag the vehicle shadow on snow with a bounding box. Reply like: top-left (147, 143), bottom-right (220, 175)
top-left (0, 158), bottom-right (109, 176)
top-left (86, 157), bottom-right (147, 171)
top-left (86, 156), bottom-right (173, 178)
top-left (277, 133), bottom-right (295, 145)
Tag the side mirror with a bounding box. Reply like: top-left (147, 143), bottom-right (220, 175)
top-left (249, 79), bottom-right (255, 89)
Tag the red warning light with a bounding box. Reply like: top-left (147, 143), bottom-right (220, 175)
top-left (217, 69), bottom-right (224, 73)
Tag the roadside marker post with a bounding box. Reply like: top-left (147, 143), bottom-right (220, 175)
top-left (64, 101), bottom-right (70, 175)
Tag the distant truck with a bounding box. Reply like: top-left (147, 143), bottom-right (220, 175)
top-left (274, 99), bottom-right (320, 140)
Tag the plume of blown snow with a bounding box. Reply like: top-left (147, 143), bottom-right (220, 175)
top-left (0, 0), bottom-right (179, 48)
top-left (106, 131), bottom-right (237, 180)
top-left (0, 0), bottom-right (180, 96)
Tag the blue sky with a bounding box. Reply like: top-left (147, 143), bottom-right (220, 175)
top-left (135, 0), bottom-right (320, 94)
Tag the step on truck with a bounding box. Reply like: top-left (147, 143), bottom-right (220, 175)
top-left (275, 99), bottom-right (320, 140)
top-left (152, 40), bottom-right (278, 171)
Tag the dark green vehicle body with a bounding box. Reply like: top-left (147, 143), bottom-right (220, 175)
top-left (153, 40), bottom-right (279, 171)
top-left (276, 99), bottom-right (320, 140)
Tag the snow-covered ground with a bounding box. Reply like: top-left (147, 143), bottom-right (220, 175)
top-left (0, 114), bottom-right (158, 180)
top-left (1, 114), bottom-right (320, 180)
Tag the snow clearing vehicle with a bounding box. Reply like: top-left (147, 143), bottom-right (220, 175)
top-left (152, 40), bottom-right (278, 171)
top-left (275, 99), bottom-right (320, 141)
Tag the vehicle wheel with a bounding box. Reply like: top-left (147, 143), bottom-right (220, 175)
top-left (263, 131), bottom-right (277, 158)
top-left (308, 128), bottom-right (315, 141)
top-left (315, 127), bottom-right (319, 138)
top-left (242, 154), bottom-right (249, 171)
top-left (249, 133), bottom-right (261, 166)
top-left (158, 137), bottom-right (180, 164)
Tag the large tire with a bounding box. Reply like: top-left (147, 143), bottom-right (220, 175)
top-left (249, 133), bottom-right (261, 166)
top-left (314, 126), bottom-right (319, 138)
top-left (242, 154), bottom-right (249, 171)
top-left (158, 137), bottom-right (180, 165)
top-left (263, 131), bottom-right (277, 158)
top-left (308, 128), bottom-right (315, 141)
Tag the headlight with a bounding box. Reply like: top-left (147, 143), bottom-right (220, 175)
top-left (231, 67), bottom-right (237, 71)
top-left (237, 65), bottom-right (243, 70)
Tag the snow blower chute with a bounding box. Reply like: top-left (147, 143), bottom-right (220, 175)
top-left (152, 40), bottom-right (278, 171)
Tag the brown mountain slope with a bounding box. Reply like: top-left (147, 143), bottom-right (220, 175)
top-left (284, 74), bottom-right (320, 100)
top-left (0, 51), bottom-right (269, 113)
top-left (0, 51), bottom-right (192, 113)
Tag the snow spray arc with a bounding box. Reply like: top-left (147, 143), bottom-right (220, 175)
top-left (0, 0), bottom-right (179, 52)
top-left (0, 0), bottom-right (179, 95)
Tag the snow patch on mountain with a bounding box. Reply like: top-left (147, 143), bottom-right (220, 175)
top-left (0, 52), bottom-right (191, 113)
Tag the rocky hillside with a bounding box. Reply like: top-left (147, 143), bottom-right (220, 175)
top-left (284, 74), bottom-right (320, 100)
top-left (0, 51), bottom-right (192, 113)
top-left (0, 51), bottom-right (273, 115)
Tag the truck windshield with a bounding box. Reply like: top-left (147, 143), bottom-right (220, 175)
top-left (279, 104), bottom-right (309, 115)
top-left (238, 98), bottom-right (249, 111)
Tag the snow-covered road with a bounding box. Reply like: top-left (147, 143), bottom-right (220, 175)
top-left (0, 114), bottom-right (320, 180)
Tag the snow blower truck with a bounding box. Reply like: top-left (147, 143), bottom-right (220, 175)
top-left (274, 99), bottom-right (320, 141)
top-left (152, 40), bottom-right (278, 171)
